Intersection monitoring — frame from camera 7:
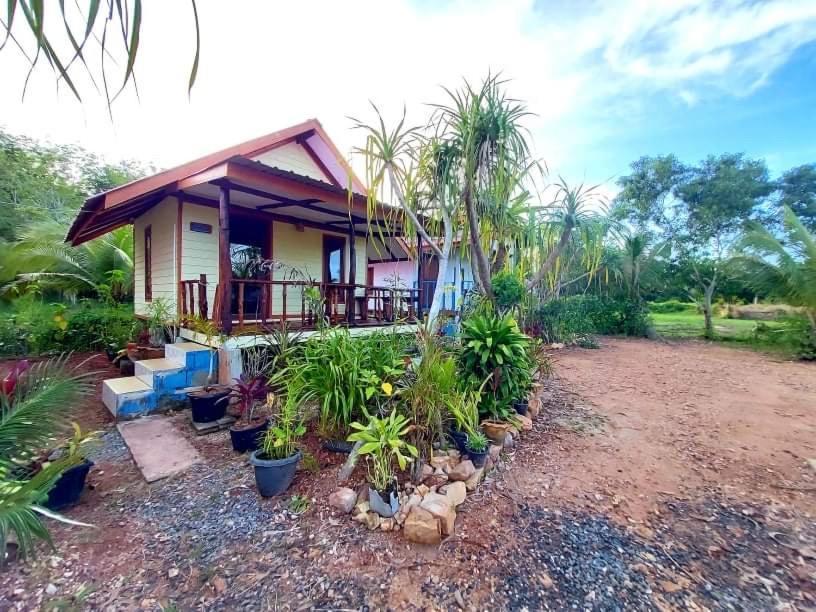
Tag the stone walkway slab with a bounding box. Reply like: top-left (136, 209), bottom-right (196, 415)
top-left (117, 416), bottom-right (202, 483)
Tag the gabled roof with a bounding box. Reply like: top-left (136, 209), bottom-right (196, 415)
top-left (66, 118), bottom-right (368, 245)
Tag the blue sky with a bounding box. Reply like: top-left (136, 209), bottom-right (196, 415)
top-left (0, 0), bottom-right (814, 200)
top-left (570, 41), bottom-right (816, 185)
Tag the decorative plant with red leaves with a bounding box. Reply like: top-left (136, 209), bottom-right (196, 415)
top-left (229, 374), bottom-right (270, 426)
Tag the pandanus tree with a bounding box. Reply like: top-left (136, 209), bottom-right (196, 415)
top-left (353, 111), bottom-right (458, 333)
top-left (433, 75), bottom-right (534, 302)
top-left (524, 178), bottom-right (608, 296)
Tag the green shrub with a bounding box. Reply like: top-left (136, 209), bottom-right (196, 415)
top-left (535, 295), bottom-right (650, 344)
top-left (459, 313), bottom-right (533, 419)
top-left (491, 271), bottom-right (525, 313)
top-left (0, 299), bottom-right (135, 357)
top-left (300, 328), bottom-right (412, 433)
top-left (648, 299), bottom-right (696, 314)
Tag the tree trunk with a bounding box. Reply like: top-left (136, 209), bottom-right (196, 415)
top-left (425, 251), bottom-right (450, 334)
top-left (527, 221), bottom-right (574, 289)
top-left (463, 185), bottom-right (494, 302)
top-left (702, 281), bottom-right (716, 339)
top-left (491, 242), bottom-right (507, 275)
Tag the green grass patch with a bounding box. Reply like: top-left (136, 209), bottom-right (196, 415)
top-left (650, 311), bottom-right (808, 358)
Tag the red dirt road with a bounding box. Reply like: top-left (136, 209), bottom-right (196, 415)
top-left (525, 337), bottom-right (816, 520)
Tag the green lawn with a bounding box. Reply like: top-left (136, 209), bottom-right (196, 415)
top-left (650, 311), bottom-right (783, 340)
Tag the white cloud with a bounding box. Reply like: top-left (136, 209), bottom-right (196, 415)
top-left (0, 0), bottom-right (813, 193)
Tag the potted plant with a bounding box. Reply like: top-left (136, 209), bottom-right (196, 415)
top-left (44, 424), bottom-right (98, 511)
top-left (446, 388), bottom-right (489, 467)
top-left (186, 317), bottom-right (231, 423)
top-left (249, 380), bottom-right (308, 497)
top-left (227, 374), bottom-right (271, 452)
top-left (513, 398), bottom-right (529, 416)
top-left (347, 411), bottom-right (418, 518)
top-left (145, 297), bottom-right (175, 348)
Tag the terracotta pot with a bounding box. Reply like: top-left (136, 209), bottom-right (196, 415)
top-left (481, 420), bottom-right (513, 444)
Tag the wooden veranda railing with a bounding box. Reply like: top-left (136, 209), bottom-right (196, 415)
top-left (179, 275), bottom-right (420, 333)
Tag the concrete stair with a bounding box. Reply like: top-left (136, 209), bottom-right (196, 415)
top-left (103, 342), bottom-right (217, 420)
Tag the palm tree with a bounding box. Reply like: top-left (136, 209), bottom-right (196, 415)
top-left (525, 178), bottom-right (608, 292)
top-left (732, 205), bottom-right (816, 332)
top-left (1, 220), bottom-right (133, 302)
top-left (1, 355), bottom-right (95, 558)
top-left (433, 74), bottom-right (533, 302)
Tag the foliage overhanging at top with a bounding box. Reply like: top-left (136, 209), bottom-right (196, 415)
top-left (0, 1), bottom-right (200, 112)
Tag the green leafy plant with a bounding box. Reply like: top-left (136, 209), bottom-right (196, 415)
top-left (301, 329), bottom-right (408, 433)
top-left (260, 379), bottom-right (308, 461)
top-left (491, 271), bottom-right (525, 314)
top-left (459, 313), bottom-right (532, 419)
top-left (347, 412), bottom-right (418, 493)
top-left (399, 331), bottom-right (458, 468)
top-left (288, 495), bottom-right (310, 515)
top-left (466, 430), bottom-right (489, 453)
top-left (0, 355), bottom-right (96, 559)
top-left (145, 297), bottom-right (176, 347)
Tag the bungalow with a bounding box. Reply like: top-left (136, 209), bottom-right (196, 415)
top-left (67, 119), bottom-right (427, 417)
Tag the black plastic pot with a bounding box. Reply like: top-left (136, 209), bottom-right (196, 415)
top-left (188, 387), bottom-right (230, 423)
top-left (368, 484), bottom-right (400, 517)
top-left (104, 344), bottom-right (118, 362)
top-left (45, 460), bottom-right (93, 510)
top-left (467, 445), bottom-right (488, 468)
top-left (513, 399), bottom-right (529, 416)
top-left (449, 428), bottom-right (469, 454)
top-left (322, 439), bottom-right (355, 454)
top-left (229, 419), bottom-right (269, 453)
top-left (250, 450), bottom-right (301, 497)
top-left (119, 357), bottom-right (134, 376)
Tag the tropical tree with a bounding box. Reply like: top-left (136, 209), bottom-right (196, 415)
top-left (1, 1), bottom-right (200, 110)
top-left (524, 178), bottom-right (608, 294)
top-left (1, 355), bottom-right (95, 559)
top-left (615, 153), bottom-right (772, 337)
top-left (2, 220), bottom-right (134, 302)
top-left (732, 206), bottom-right (816, 332)
top-left (776, 163), bottom-right (816, 232)
top-left (353, 110), bottom-right (458, 333)
top-left (433, 74), bottom-right (534, 302)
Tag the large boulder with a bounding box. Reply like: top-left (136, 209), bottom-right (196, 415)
top-left (448, 459), bottom-right (476, 482)
top-left (328, 487), bottom-right (358, 514)
top-left (419, 492), bottom-right (456, 536)
top-left (403, 507), bottom-right (442, 544)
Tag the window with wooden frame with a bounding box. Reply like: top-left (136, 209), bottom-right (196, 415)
top-left (144, 225), bottom-right (152, 301)
top-left (322, 235), bottom-right (345, 284)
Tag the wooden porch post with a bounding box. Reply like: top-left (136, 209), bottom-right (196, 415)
top-left (219, 185), bottom-right (233, 334)
top-left (416, 232), bottom-right (424, 320)
top-left (347, 221), bottom-right (356, 323)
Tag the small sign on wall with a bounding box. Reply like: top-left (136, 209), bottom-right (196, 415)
top-left (189, 222), bottom-right (212, 234)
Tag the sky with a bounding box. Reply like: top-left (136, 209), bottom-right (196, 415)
top-left (1, 0), bottom-right (815, 201)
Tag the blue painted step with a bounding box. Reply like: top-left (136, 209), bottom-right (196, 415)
top-left (102, 342), bottom-right (218, 420)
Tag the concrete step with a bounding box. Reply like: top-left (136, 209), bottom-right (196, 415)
top-left (165, 342), bottom-right (215, 370)
top-left (134, 358), bottom-right (186, 391)
top-left (102, 377), bottom-right (156, 419)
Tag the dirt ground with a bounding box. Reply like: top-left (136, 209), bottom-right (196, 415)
top-left (1, 338), bottom-right (815, 610)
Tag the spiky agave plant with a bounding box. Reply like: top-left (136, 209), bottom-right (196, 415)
top-left (0, 355), bottom-right (96, 559)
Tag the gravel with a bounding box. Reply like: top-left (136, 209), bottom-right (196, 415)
top-left (497, 506), bottom-right (656, 611)
top-left (85, 429), bottom-right (130, 463)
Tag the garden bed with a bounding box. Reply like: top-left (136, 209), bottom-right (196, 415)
top-left (1, 340), bottom-right (815, 610)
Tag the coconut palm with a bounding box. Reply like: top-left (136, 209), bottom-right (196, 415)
top-left (732, 205), bottom-right (816, 331)
top-left (0, 355), bottom-right (95, 558)
top-left (1, 220), bottom-right (133, 302)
